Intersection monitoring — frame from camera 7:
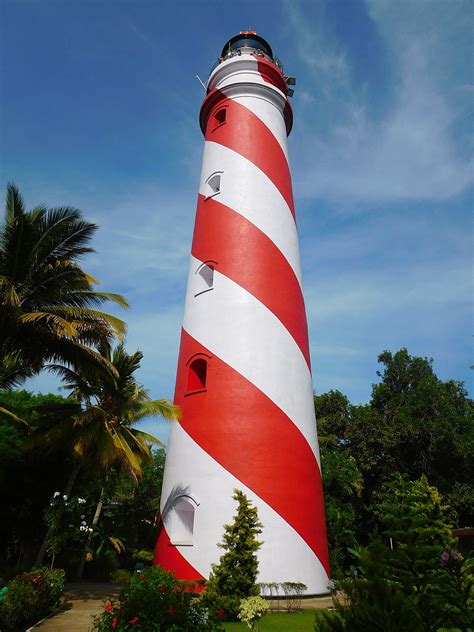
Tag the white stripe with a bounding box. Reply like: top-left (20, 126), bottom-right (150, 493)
top-left (223, 91), bottom-right (289, 160)
top-left (161, 423), bottom-right (329, 594)
top-left (199, 141), bottom-right (302, 284)
top-left (208, 54), bottom-right (287, 102)
top-left (183, 258), bottom-right (319, 462)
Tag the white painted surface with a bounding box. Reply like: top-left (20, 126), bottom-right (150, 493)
top-left (184, 257), bottom-right (319, 462)
top-left (199, 141), bottom-right (302, 284)
top-left (162, 423), bottom-right (329, 593)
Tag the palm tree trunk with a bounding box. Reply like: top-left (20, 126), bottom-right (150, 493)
top-left (35, 462), bottom-right (81, 568)
top-left (76, 485), bottom-right (105, 580)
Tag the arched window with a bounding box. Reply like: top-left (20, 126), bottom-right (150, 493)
top-left (170, 497), bottom-right (195, 546)
top-left (205, 172), bottom-right (222, 199)
top-left (187, 357), bottom-right (207, 392)
top-left (194, 261), bottom-right (215, 296)
top-left (213, 108), bottom-right (227, 129)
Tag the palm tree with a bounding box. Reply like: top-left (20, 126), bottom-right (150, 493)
top-left (0, 182), bottom-right (128, 389)
top-left (29, 343), bottom-right (180, 571)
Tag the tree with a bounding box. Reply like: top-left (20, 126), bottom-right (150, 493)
top-left (203, 490), bottom-right (263, 620)
top-left (315, 390), bottom-right (363, 577)
top-left (315, 476), bottom-right (473, 632)
top-left (329, 350), bottom-right (473, 529)
top-left (102, 448), bottom-right (166, 553)
top-left (28, 344), bottom-right (180, 571)
top-left (372, 474), bottom-right (455, 594)
top-left (0, 182), bottom-right (128, 389)
top-left (0, 390), bottom-right (78, 573)
top-left (315, 390), bottom-right (352, 442)
top-left (320, 441), bottom-right (363, 577)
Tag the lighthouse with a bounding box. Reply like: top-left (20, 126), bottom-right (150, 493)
top-left (154, 32), bottom-right (330, 594)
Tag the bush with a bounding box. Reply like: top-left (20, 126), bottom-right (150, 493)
top-left (93, 565), bottom-right (224, 631)
top-left (238, 596), bottom-right (268, 630)
top-left (111, 569), bottom-right (132, 584)
top-left (0, 567), bottom-right (65, 631)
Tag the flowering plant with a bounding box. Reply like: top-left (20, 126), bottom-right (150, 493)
top-left (93, 566), bottom-right (224, 631)
top-left (44, 492), bottom-right (93, 563)
top-left (237, 596), bottom-right (268, 630)
top-left (0, 568), bottom-right (65, 631)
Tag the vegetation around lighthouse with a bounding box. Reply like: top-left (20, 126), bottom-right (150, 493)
top-left (0, 184), bottom-right (472, 630)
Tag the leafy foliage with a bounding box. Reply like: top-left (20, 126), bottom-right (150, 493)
top-left (316, 349), bottom-right (473, 578)
top-left (93, 566), bottom-right (224, 631)
top-left (0, 182), bottom-right (128, 389)
top-left (0, 567), bottom-right (65, 631)
top-left (237, 596), bottom-right (268, 629)
top-left (314, 475), bottom-right (474, 632)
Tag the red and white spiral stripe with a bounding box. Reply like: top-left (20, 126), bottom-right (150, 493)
top-left (154, 53), bottom-right (330, 594)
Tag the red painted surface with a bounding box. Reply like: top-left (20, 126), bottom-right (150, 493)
top-left (201, 92), bottom-right (294, 218)
top-left (192, 194), bottom-right (311, 368)
top-left (154, 519), bottom-right (206, 584)
top-left (255, 57), bottom-right (287, 94)
top-left (174, 329), bottom-right (330, 575)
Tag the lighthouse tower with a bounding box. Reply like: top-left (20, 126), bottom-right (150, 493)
top-left (154, 32), bottom-right (330, 594)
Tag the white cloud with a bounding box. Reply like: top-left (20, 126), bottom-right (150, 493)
top-left (285, 0), bottom-right (473, 204)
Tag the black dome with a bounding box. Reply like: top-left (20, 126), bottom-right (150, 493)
top-left (221, 32), bottom-right (273, 59)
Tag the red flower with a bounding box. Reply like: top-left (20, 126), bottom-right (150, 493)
top-left (140, 574), bottom-right (147, 581)
top-left (104, 602), bottom-right (113, 613)
top-left (111, 617), bottom-right (119, 629)
top-left (129, 616), bottom-right (139, 625)
top-left (167, 606), bottom-right (175, 616)
top-left (157, 586), bottom-right (166, 593)
top-left (217, 608), bottom-right (225, 618)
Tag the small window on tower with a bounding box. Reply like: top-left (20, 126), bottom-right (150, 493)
top-left (205, 172), bottom-right (222, 199)
top-left (213, 108), bottom-right (227, 129)
top-left (187, 358), bottom-right (207, 393)
top-left (194, 262), bottom-right (215, 296)
top-left (170, 497), bottom-right (195, 546)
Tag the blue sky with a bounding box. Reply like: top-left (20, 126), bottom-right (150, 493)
top-left (1, 0), bottom-right (472, 443)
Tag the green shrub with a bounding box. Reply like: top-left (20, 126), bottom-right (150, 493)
top-left (201, 490), bottom-right (263, 620)
top-left (0, 567), bottom-right (65, 631)
top-left (237, 596), bottom-right (268, 629)
top-left (93, 565), bottom-right (224, 631)
top-left (111, 569), bottom-right (132, 584)
top-left (132, 549), bottom-right (154, 565)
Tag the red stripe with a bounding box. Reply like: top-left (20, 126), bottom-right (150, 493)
top-left (192, 194), bottom-right (311, 368)
top-left (256, 57), bottom-right (288, 94)
top-left (175, 329), bottom-right (330, 575)
top-left (154, 520), bottom-right (206, 585)
top-left (201, 90), bottom-right (295, 219)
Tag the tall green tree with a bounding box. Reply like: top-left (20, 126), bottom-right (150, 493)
top-left (0, 182), bottom-right (128, 389)
top-left (28, 344), bottom-right (180, 570)
top-left (203, 490), bottom-right (263, 619)
top-left (315, 391), bottom-right (363, 577)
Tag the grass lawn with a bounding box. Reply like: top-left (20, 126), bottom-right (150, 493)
top-left (222, 610), bottom-right (316, 631)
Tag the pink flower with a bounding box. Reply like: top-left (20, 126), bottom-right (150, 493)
top-left (129, 616), bottom-right (139, 625)
top-left (440, 551), bottom-right (450, 566)
top-left (104, 602), bottom-right (113, 613)
top-left (111, 617), bottom-right (119, 629)
top-left (450, 549), bottom-right (460, 560)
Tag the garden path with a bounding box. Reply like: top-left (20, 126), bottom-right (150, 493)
top-left (30, 582), bottom-right (120, 632)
